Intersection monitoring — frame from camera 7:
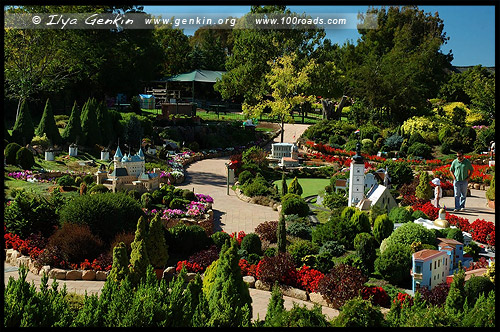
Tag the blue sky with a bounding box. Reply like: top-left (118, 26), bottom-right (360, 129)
top-left (142, 5), bottom-right (495, 67)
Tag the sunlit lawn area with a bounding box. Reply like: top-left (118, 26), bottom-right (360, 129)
top-left (272, 177), bottom-right (330, 198)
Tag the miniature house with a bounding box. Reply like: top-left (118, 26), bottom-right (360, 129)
top-left (412, 249), bottom-right (450, 293)
top-left (356, 183), bottom-right (397, 212)
top-left (271, 143), bottom-right (299, 160)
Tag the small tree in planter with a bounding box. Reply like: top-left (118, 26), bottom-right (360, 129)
top-left (147, 213), bottom-right (169, 278)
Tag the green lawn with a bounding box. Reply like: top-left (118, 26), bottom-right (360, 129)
top-left (272, 177), bottom-right (330, 198)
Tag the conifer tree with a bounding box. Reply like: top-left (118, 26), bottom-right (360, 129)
top-left (415, 171), bottom-right (433, 200)
top-left (207, 238), bottom-right (252, 327)
top-left (107, 242), bottom-right (130, 284)
top-left (288, 176), bottom-right (303, 196)
top-left (96, 101), bottom-right (115, 146)
top-left (277, 213), bottom-right (287, 253)
top-left (62, 101), bottom-right (82, 144)
top-left (281, 172), bottom-right (288, 196)
top-left (36, 98), bottom-right (62, 145)
top-left (80, 97), bottom-right (102, 146)
top-left (147, 213), bottom-right (169, 269)
top-left (264, 282), bottom-right (286, 327)
top-left (129, 216), bottom-right (150, 285)
top-left (445, 262), bottom-right (466, 315)
top-left (11, 99), bottom-right (34, 145)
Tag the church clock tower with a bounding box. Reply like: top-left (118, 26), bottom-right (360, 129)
top-left (348, 140), bottom-right (365, 207)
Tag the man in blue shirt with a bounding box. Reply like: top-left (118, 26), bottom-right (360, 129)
top-left (449, 150), bottom-right (474, 212)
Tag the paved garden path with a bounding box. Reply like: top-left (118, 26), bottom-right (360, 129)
top-left (176, 123), bottom-right (311, 235)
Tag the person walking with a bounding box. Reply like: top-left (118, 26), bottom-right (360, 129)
top-left (489, 141), bottom-right (495, 160)
top-left (449, 150), bottom-right (474, 212)
top-left (432, 177), bottom-right (442, 208)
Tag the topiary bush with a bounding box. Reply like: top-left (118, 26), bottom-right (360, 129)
top-left (243, 177), bottom-right (271, 197)
top-left (332, 296), bottom-right (385, 327)
top-left (374, 242), bottom-right (412, 286)
top-left (287, 222), bottom-right (312, 240)
top-left (415, 171), bottom-right (432, 200)
top-left (373, 214), bottom-right (394, 245)
top-left (211, 231), bottom-right (232, 249)
top-left (15, 147), bottom-right (35, 170)
top-left (57, 175), bottom-right (75, 187)
top-left (4, 142), bottom-right (22, 165)
top-left (464, 275), bottom-right (495, 306)
top-left (287, 239), bottom-right (319, 266)
top-left (281, 193), bottom-right (309, 217)
top-left (240, 232), bottom-right (262, 256)
top-left (388, 206), bottom-right (413, 224)
top-left (238, 170), bottom-right (253, 186)
top-left (287, 177), bottom-right (303, 196)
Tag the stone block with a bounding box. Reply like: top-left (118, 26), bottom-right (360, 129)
top-left (95, 271), bottom-right (108, 281)
top-left (309, 292), bottom-right (329, 306)
top-left (281, 286), bottom-right (308, 301)
top-left (243, 276), bottom-right (256, 288)
top-left (66, 270), bottom-right (83, 280)
top-left (49, 268), bottom-right (67, 280)
top-left (255, 279), bottom-right (271, 291)
top-left (82, 270), bottom-right (96, 281)
top-left (40, 265), bottom-right (51, 276)
top-left (16, 256), bottom-right (31, 268)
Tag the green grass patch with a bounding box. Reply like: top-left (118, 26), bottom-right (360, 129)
top-left (272, 177), bottom-right (330, 198)
top-left (313, 209), bottom-right (332, 224)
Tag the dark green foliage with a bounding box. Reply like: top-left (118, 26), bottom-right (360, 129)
top-left (287, 239), bottom-right (319, 265)
top-left (333, 296), bottom-right (385, 327)
top-left (283, 303), bottom-right (330, 327)
top-left (445, 228), bottom-right (464, 243)
top-left (322, 190), bottom-right (348, 210)
top-left (411, 209), bottom-right (429, 220)
top-left (11, 100), bottom-right (35, 145)
top-left (89, 184), bottom-right (109, 194)
top-left (207, 238), bottom-right (252, 327)
top-left (169, 197), bottom-right (190, 209)
top-left (57, 175), bottom-right (75, 187)
top-left (107, 242), bottom-right (130, 284)
top-left (286, 222), bottom-right (312, 240)
top-left (211, 231), bottom-right (231, 249)
top-left (280, 172), bottom-right (288, 196)
top-left (15, 147), bottom-right (35, 170)
top-left (238, 170), bottom-right (253, 185)
top-left (277, 214), bottom-right (287, 253)
top-left (375, 242), bottom-right (412, 286)
top-left (461, 291), bottom-right (496, 327)
top-left (240, 232), bottom-right (262, 255)
top-left (319, 240), bottom-right (345, 257)
top-left (61, 101), bottom-right (82, 144)
top-left (129, 216), bottom-right (150, 285)
top-left (311, 216), bottom-right (338, 244)
top-left (36, 98), bottom-right (62, 145)
top-left (243, 177), bottom-right (271, 197)
top-left (373, 214), bottom-right (394, 244)
top-left (388, 206), bottom-right (413, 223)
top-left (147, 213), bottom-right (169, 268)
top-left (340, 206), bottom-right (357, 222)
top-left (4, 265), bottom-right (72, 327)
top-left (281, 193), bottom-right (309, 217)
top-left (385, 221), bottom-right (436, 247)
top-left (95, 101), bottom-right (115, 146)
top-left (80, 98), bottom-right (101, 146)
top-left (464, 276), bottom-right (495, 307)
top-left (141, 192), bottom-right (152, 208)
top-left (166, 224), bottom-right (211, 261)
top-left (354, 232), bottom-right (378, 273)
top-left (4, 142), bottom-right (22, 165)
top-left (263, 282), bottom-right (286, 327)
top-left (58, 192), bottom-right (144, 244)
top-left (381, 160), bottom-right (414, 188)
top-left (4, 190), bottom-right (59, 238)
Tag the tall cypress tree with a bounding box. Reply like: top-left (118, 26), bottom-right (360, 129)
top-left (264, 281), bottom-right (286, 327)
top-left (277, 213), bottom-right (287, 253)
top-left (129, 216), bottom-right (150, 286)
top-left (147, 213), bottom-right (169, 269)
top-left (96, 101), bottom-right (115, 146)
top-left (281, 172), bottom-right (288, 196)
top-left (80, 97), bottom-right (102, 146)
top-left (62, 101), bottom-right (82, 144)
top-left (36, 98), bottom-right (62, 145)
top-left (11, 100), bottom-right (34, 145)
top-left (445, 262), bottom-right (466, 315)
top-left (207, 238), bottom-right (252, 327)
top-left (107, 242), bottom-right (130, 284)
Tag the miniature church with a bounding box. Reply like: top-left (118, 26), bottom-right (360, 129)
top-left (348, 141), bottom-right (397, 212)
top-left (96, 144), bottom-right (161, 193)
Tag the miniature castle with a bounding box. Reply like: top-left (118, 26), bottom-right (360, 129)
top-left (96, 145), bottom-right (160, 193)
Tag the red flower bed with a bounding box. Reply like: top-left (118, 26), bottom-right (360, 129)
top-left (295, 265), bottom-right (325, 293)
top-left (230, 231), bottom-right (246, 246)
top-left (469, 219), bottom-right (495, 244)
top-left (362, 286), bottom-right (390, 307)
top-left (176, 260), bottom-right (204, 273)
top-left (239, 258), bottom-right (258, 277)
top-left (393, 292), bottom-right (414, 308)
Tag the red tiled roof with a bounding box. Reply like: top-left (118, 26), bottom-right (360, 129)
top-left (413, 249), bottom-right (445, 260)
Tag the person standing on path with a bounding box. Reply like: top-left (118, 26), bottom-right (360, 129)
top-left (449, 150), bottom-right (474, 212)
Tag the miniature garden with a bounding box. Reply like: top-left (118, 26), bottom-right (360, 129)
top-left (4, 4), bottom-right (496, 328)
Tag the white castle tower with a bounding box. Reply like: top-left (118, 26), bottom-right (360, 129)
top-left (348, 140), bottom-right (365, 207)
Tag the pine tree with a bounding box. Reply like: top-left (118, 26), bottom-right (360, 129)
top-left (288, 176), bottom-right (303, 195)
top-left (147, 213), bottom-right (169, 269)
top-left (62, 101), bottom-right (82, 144)
top-left (80, 97), bottom-right (102, 146)
top-left (415, 171), bottom-right (433, 200)
top-left (264, 281), bottom-right (286, 327)
top-left (96, 101), bottom-right (115, 146)
top-left (277, 213), bottom-right (287, 253)
top-left (11, 100), bottom-right (35, 145)
top-left (207, 238), bottom-right (252, 327)
top-left (107, 242), bottom-right (130, 284)
top-left (445, 262), bottom-right (466, 315)
top-left (281, 172), bottom-right (288, 196)
top-left (129, 216), bottom-right (150, 286)
top-left (36, 98), bottom-right (62, 145)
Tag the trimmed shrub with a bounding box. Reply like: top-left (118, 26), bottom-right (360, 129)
top-left (411, 209), bottom-right (429, 220)
top-left (147, 213), bottom-right (169, 269)
top-left (464, 276), bottom-right (495, 306)
top-left (211, 231), bottom-right (231, 249)
top-left (373, 214), bottom-right (394, 244)
top-left (11, 100), bottom-right (35, 145)
top-left (240, 233), bottom-right (262, 256)
top-left (255, 220), bottom-right (279, 243)
top-left (107, 242), bottom-right (130, 283)
top-left (15, 147), bottom-right (35, 170)
top-left (238, 170), bottom-right (253, 186)
top-left (243, 177), bottom-right (271, 197)
top-left (333, 296), bottom-right (385, 327)
top-left (388, 206), bottom-right (413, 224)
top-left (384, 222), bottom-right (436, 248)
top-left (288, 177), bottom-right (303, 196)
top-left (354, 232), bottom-right (377, 273)
top-left (57, 175), bottom-right (75, 187)
top-left (281, 193), bottom-right (309, 217)
top-left (166, 224), bottom-right (211, 260)
top-left (287, 239), bottom-right (319, 265)
top-left (374, 242), bottom-right (412, 286)
top-left (287, 222), bottom-right (312, 240)
top-left (415, 171), bottom-right (432, 200)
top-left (4, 142), bottom-right (22, 165)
